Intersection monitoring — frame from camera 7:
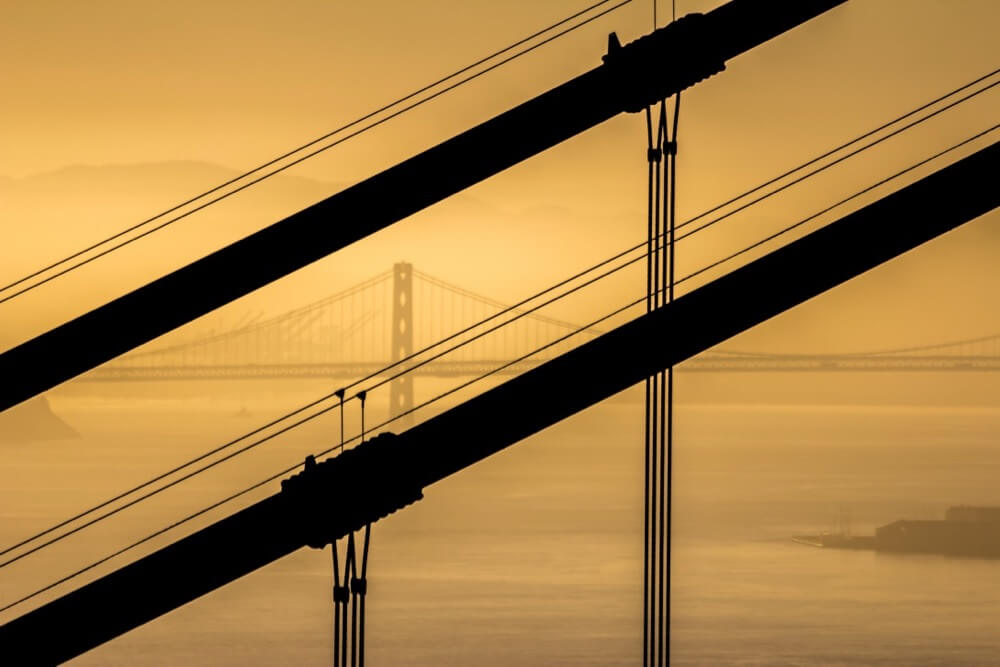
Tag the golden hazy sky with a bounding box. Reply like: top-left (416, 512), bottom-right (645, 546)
top-left (2, 5), bottom-right (1000, 662)
top-left (1, 0), bottom-right (998, 352)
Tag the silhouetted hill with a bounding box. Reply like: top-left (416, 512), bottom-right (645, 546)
top-left (0, 396), bottom-right (77, 442)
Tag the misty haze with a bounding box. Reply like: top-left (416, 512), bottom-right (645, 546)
top-left (2, 0), bottom-right (999, 665)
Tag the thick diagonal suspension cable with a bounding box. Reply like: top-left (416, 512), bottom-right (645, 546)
top-left (2, 80), bottom-right (991, 570)
top-left (0, 275), bottom-right (669, 617)
top-left (0, 237), bottom-right (657, 570)
top-left (4, 125), bottom-right (993, 617)
top-left (0, 0), bottom-right (635, 306)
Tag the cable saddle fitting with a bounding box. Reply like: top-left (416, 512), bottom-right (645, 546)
top-left (602, 13), bottom-right (725, 114)
top-left (280, 432), bottom-right (424, 549)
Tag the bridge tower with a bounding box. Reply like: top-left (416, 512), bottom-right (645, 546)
top-left (390, 262), bottom-right (414, 425)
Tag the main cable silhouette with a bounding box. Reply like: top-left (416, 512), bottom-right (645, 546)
top-left (3, 78), bottom-right (991, 567)
top-left (4, 126), bottom-right (993, 615)
top-left (0, 0), bottom-right (636, 306)
top-left (0, 236), bottom-right (657, 569)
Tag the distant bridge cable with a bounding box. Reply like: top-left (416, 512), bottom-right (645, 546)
top-left (0, 0), bottom-right (635, 306)
top-left (704, 330), bottom-right (1000, 359)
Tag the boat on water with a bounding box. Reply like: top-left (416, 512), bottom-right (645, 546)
top-left (793, 506), bottom-right (1000, 558)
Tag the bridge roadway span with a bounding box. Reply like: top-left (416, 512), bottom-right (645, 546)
top-left (80, 354), bottom-right (1000, 381)
top-left (2, 137), bottom-right (997, 665)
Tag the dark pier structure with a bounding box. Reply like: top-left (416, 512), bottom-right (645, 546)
top-left (796, 506), bottom-right (1000, 558)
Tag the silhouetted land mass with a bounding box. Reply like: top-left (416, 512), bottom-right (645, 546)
top-left (0, 396), bottom-right (77, 442)
top-left (794, 507), bottom-right (1000, 558)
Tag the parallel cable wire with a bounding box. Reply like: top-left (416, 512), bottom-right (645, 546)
top-left (710, 330), bottom-right (1000, 359)
top-left (675, 124), bottom-right (999, 291)
top-left (656, 99), bottom-right (669, 667)
top-left (0, 236), bottom-right (658, 569)
top-left (677, 67), bottom-right (1000, 233)
top-left (663, 90), bottom-right (680, 667)
top-left (0, 0), bottom-right (636, 306)
top-left (672, 76), bottom-right (1000, 241)
top-left (107, 68), bottom-right (1000, 364)
top-left (0, 280), bottom-right (670, 616)
top-left (0, 238), bottom-right (651, 563)
top-left (3, 76), bottom-right (991, 567)
top-left (641, 101), bottom-right (655, 667)
top-left (6, 122), bottom-right (995, 611)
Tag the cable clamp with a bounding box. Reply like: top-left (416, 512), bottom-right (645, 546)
top-left (663, 140), bottom-right (677, 156)
top-left (647, 147), bottom-right (662, 163)
top-left (351, 577), bottom-right (367, 595)
top-left (602, 14), bottom-right (725, 113)
top-left (333, 584), bottom-right (350, 603)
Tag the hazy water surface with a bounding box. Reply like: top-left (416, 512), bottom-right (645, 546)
top-left (3, 386), bottom-right (1000, 665)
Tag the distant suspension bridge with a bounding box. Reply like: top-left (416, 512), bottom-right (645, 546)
top-left (83, 262), bottom-right (1000, 387)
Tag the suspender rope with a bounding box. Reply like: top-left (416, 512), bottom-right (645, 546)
top-left (356, 524), bottom-right (372, 667)
top-left (642, 103), bottom-right (654, 667)
top-left (358, 390), bottom-right (368, 443)
top-left (642, 88), bottom-right (680, 666)
top-left (664, 90), bottom-right (681, 667)
top-left (337, 537), bottom-right (353, 667)
top-left (335, 388), bottom-right (346, 453)
top-left (328, 390), bottom-right (373, 666)
top-left (643, 101), bottom-right (667, 667)
top-left (347, 532), bottom-right (359, 667)
top-left (656, 99), bottom-right (669, 667)
top-left (347, 393), bottom-right (370, 667)
top-left (332, 542), bottom-right (350, 667)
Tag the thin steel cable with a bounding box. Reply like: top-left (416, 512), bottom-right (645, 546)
top-left (676, 67), bottom-right (1000, 233)
top-left (650, 99), bottom-right (666, 667)
top-left (0, 0), bottom-right (636, 306)
top-left (0, 274), bottom-right (668, 616)
top-left (6, 128), bottom-right (995, 615)
top-left (349, 532), bottom-right (358, 667)
top-left (675, 124), bottom-right (999, 290)
top-left (6, 98), bottom-right (992, 573)
top-left (642, 102), bottom-right (654, 667)
top-left (358, 524), bottom-right (371, 667)
top-left (673, 78), bottom-right (1000, 241)
top-left (0, 0), bottom-right (627, 298)
top-left (332, 543), bottom-right (342, 667)
top-left (0, 237), bottom-right (656, 567)
top-left (663, 90), bottom-right (680, 667)
top-left (6, 115), bottom-right (991, 571)
top-left (356, 243), bottom-right (657, 397)
top-left (8, 20), bottom-right (992, 311)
